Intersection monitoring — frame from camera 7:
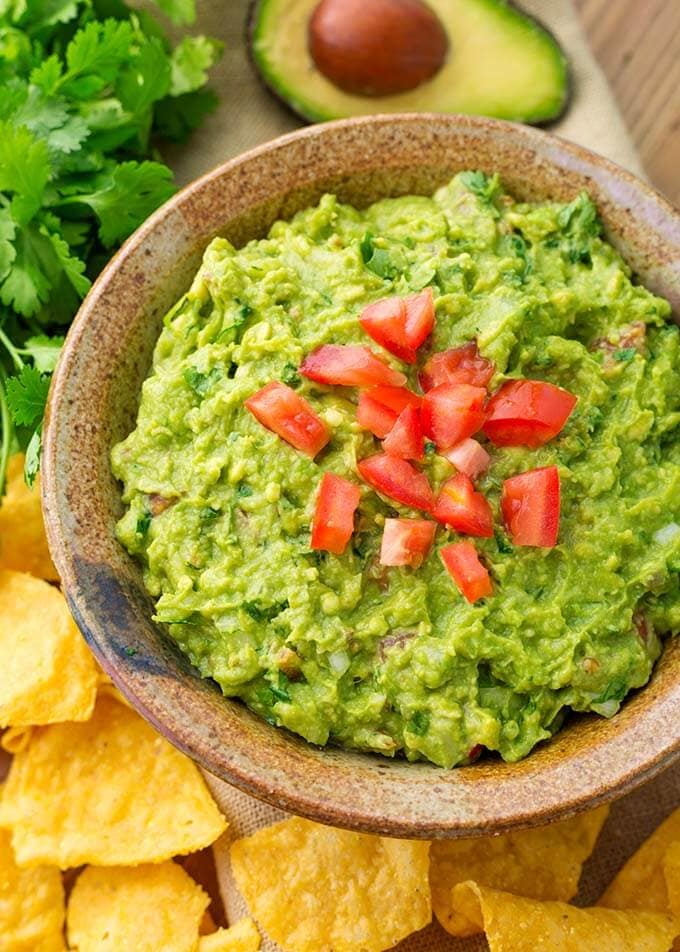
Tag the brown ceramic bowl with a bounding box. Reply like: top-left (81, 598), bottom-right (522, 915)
top-left (42, 115), bottom-right (680, 838)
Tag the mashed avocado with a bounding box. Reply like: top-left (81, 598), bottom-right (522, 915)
top-left (112, 173), bottom-right (680, 768)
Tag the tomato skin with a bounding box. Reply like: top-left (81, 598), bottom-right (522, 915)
top-left (357, 454), bottom-right (434, 511)
top-left (432, 472), bottom-right (494, 537)
top-left (419, 342), bottom-right (495, 391)
top-left (368, 385), bottom-right (422, 414)
top-left (300, 345), bottom-right (407, 388)
top-left (403, 288), bottom-right (435, 349)
top-left (379, 518), bottom-right (436, 567)
top-left (356, 386), bottom-right (421, 438)
top-left (244, 382), bottom-right (330, 457)
top-left (421, 383), bottom-right (487, 449)
top-left (356, 393), bottom-right (398, 438)
top-left (501, 465), bottom-right (561, 547)
top-left (483, 380), bottom-right (577, 447)
top-left (443, 438), bottom-right (490, 480)
top-left (440, 541), bottom-right (493, 603)
top-left (359, 296), bottom-right (415, 363)
top-left (382, 405), bottom-right (424, 460)
top-left (311, 473), bottom-right (361, 555)
top-left (359, 289), bottom-right (434, 363)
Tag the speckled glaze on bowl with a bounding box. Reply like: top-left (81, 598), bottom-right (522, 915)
top-left (42, 115), bottom-right (680, 838)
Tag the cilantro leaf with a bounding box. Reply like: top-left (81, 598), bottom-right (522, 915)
top-left (359, 232), bottom-right (397, 279)
top-left (459, 170), bottom-right (501, 216)
top-left (30, 56), bottom-right (64, 93)
top-left (40, 226), bottom-right (91, 297)
top-left (5, 366), bottom-right (51, 427)
top-left (60, 18), bottom-right (135, 98)
top-left (0, 208), bottom-right (16, 284)
top-left (151, 0), bottom-right (196, 25)
top-left (184, 366), bottom-right (221, 398)
top-left (10, 86), bottom-right (90, 166)
top-left (0, 223), bottom-right (52, 316)
top-left (69, 160), bottom-right (175, 246)
top-left (0, 121), bottom-right (51, 224)
top-left (24, 334), bottom-right (65, 372)
top-left (0, 0), bottom-right (221, 488)
top-left (153, 88), bottom-right (218, 143)
top-left (15, 0), bottom-right (83, 37)
top-left (116, 37), bottom-right (171, 116)
top-left (169, 35), bottom-right (223, 96)
top-left (24, 425), bottom-right (42, 488)
top-left (556, 192), bottom-right (601, 266)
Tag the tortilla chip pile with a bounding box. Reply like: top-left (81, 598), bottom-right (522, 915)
top-left (1, 451), bottom-right (679, 951)
top-left (0, 456), bottom-right (256, 951)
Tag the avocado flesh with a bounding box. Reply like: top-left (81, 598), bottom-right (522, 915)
top-left (250, 0), bottom-right (568, 124)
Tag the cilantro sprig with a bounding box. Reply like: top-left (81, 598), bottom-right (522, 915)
top-left (0, 0), bottom-right (222, 492)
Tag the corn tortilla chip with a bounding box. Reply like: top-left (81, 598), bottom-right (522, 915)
top-left (0, 693), bottom-right (227, 868)
top-left (231, 816), bottom-right (431, 952)
top-left (663, 841), bottom-right (680, 920)
top-left (452, 881), bottom-right (677, 951)
top-left (0, 570), bottom-right (97, 728)
top-left (1, 727), bottom-right (34, 755)
top-left (430, 804), bottom-right (608, 936)
top-left (67, 861), bottom-right (208, 952)
top-left (599, 807), bottom-right (680, 913)
top-left (0, 825), bottom-right (65, 951)
top-left (0, 455), bottom-right (57, 581)
top-left (199, 919), bottom-right (261, 951)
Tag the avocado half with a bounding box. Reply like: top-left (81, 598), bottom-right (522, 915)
top-left (248, 0), bottom-right (569, 125)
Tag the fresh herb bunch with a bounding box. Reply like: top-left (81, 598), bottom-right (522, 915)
top-left (0, 0), bottom-right (222, 489)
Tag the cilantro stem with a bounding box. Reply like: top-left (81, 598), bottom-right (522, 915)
top-left (0, 366), bottom-right (12, 497)
top-left (0, 326), bottom-right (24, 372)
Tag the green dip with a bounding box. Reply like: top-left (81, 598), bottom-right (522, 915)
top-left (111, 173), bottom-right (680, 768)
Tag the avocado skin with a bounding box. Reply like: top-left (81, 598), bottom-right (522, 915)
top-left (246, 0), bottom-right (570, 127)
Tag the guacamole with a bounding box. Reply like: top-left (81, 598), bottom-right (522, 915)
top-left (111, 173), bottom-right (680, 768)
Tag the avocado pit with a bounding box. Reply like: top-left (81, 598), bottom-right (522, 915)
top-left (308, 0), bottom-right (449, 97)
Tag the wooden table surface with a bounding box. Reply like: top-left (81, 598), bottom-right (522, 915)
top-left (575, 0), bottom-right (679, 207)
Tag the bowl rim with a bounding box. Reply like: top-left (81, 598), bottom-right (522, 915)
top-left (42, 112), bottom-right (680, 837)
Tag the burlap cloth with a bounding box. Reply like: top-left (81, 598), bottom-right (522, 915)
top-left (168, 3), bottom-right (674, 948)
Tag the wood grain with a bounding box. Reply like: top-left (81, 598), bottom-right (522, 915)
top-left (575, 0), bottom-right (680, 207)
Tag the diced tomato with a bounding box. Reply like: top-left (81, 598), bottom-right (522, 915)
top-left (483, 380), bottom-right (577, 447)
top-left (357, 393), bottom-right (398, 438)
top-left (245, 382), bottom-right (330, 457)
top-left (443, 438), bottom-right (491, 481)
top-left (421, 383), bottom-right (487, 450)
top-left (379, 518), bottom-right (436, 568)
top-left (311, 473), bottom-right (361, 555)
top-left (357, 454), bottom-right (434, 511)
top-left (419, 342), bottom-right (495, 391)
top-left (359, 289), bottom-right (435, 364)
top-left (432, 472), bottom-right (494, 537)
top-left (356, 386), bottom-right (421, 438)
top-left (440, 541), bottom-right (493, 603)
top-left (300, 345), bottom-right (406, 388)
top-left (369, 385), bottom-right (422, 414)
top-left (501, 465), bottom-right (561, 547)
top-left (383, 405), bottom-right (423, 460)
top-left (359, 296), bottom-right (414, 363)
top-left (404, 289), bottom-right (435, 350)
top-left (467, 743), bottom-right (484, 761)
